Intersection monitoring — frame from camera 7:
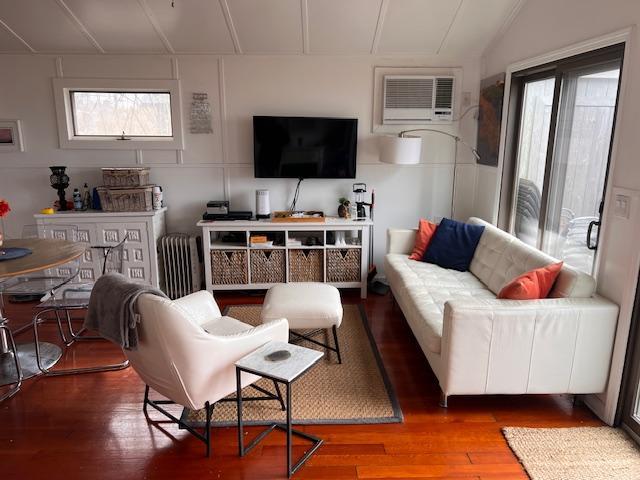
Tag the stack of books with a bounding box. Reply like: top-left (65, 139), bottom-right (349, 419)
top-left (250, 235), bottom-right (273, 248)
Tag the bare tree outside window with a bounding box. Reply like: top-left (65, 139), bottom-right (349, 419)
top-left (71, 91), bottom-right (172, 137)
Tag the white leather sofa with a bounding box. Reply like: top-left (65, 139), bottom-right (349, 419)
top-left (385, 217), bottom-right (619, 406)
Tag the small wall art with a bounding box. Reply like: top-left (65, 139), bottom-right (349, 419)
top-left (189, 93), bottom-right (213, 134)
top-left (0, 120), bottom-right (24, 152)
top-left (476, 74), bottom-right (505, 167)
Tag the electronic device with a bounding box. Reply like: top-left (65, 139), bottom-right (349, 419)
top-left (353, 183), bottom-right (373, 220)
top-left (255, 189), bottom-right (271, 219)
top-left (253, 116), bottom-right (358, 179)
top-left (202, 211), bottom-right (253, 221)
top-left (206, 200), bottom-right (229, 215)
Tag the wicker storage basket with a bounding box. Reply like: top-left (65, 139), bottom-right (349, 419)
top-left (97, 186), bottom-right (154, 212)
top-left (102, 167), bottom-right (151, 187)
top-left (250, 249), bottom-right (285, 284)
top-left (288, 249), bottom-right (323, 282)
top-left (211, 250), bottom-right (248, 285)
top-left (326, 249), bottom-right (361, 282)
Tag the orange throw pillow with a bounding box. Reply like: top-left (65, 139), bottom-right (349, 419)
top-left (409, 219), bottom-right (438, 261)
top-left (498, 262), bottom-right (564, 300)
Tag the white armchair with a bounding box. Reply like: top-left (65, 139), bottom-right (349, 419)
top-left (125, 290), bottom-right (289, 456)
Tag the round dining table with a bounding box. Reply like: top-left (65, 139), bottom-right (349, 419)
top-left (0, 238), bottom-right (86, 390)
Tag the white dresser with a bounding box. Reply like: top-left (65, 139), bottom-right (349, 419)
top-left (33, 208), bottom-right (166, 288)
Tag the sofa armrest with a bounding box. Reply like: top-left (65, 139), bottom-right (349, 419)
top-left (387, 228), bottom-right (416, 255)
top-left (440, 296), bottom-right (619, 396)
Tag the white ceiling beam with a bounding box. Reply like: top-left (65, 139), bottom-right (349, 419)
top-left (137, 0), bottom-right (175, 54)
top-left (55, 0), bottom-right (105, 53)
top-left (436, 0), bottom-right (463, 54)
top-left (219, 0), bottom-right (242, 54)
top-left (0, 17), bottom-right (36, 53)
top-left (370, 0), bottom-right (389, 54)
top-left (301, 0), bottom-right (310, 54)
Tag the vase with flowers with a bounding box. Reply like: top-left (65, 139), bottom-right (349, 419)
top-left (0, 198), bottom-right (10, 255)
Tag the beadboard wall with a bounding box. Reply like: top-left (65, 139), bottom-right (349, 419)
top-left (0, 53), bottom-right (481, 271)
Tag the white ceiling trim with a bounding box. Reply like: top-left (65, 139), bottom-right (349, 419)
top-left (436, 0), bottom-right (464, 55)
top-left (137, 0), bottom-right (175, 54)
top-left (370, 0), bottom-right (389, 54)
top-left (219, 0), bottom-right (242, 54)
top-left (482, 0), bottom-right (528, 58)
top-left (54, 0), bottom-right (104, 53)
top-left (301, 0), bottom-right (310, 54)
top-left (0, 17), bottom-right (35, 53)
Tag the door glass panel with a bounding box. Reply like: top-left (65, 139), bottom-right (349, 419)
top-left (543, 65), bottom-right (620, 273)
top-left (513, 77), bottom-right (555, 246)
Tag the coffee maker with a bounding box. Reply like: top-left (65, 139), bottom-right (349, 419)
top-left (352, 183), bottom-right (373, 220)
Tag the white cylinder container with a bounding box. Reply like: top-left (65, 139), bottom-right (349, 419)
top-left (256, 189), bottom-right (270, 219)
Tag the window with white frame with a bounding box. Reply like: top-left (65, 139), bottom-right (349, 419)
top-left (53, 78), bottom-right (183, 150)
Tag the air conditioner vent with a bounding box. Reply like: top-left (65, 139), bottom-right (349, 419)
top-left (384, 78), bottom-right (433, 109)
top-left (435, 77), bottom-right (454, 109)
top-left (382, 75), bottom-right (454, 124)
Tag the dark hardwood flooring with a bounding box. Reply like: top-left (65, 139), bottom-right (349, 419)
top-left (0, 291), bottom-right (602, 479)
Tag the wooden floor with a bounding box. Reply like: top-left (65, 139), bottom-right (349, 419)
top-left (1, 291), bottom-right (602, 479)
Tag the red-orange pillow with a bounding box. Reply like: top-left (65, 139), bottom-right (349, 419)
top-left (409, 219), bottom-right (438, 261)
top-left (498, 262), bottom-right (564, 300)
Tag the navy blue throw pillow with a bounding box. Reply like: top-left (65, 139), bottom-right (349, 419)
top-left (422, 218), bottom-right (485, 272)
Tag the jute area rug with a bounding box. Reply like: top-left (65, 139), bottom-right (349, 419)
top-left (182, 304), bottom-right (402, 427)
top-left (503, 426), bottom-right (640, 480)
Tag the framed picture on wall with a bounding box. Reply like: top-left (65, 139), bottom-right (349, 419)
top-left (0, 120), bottom-right (24, 152)
top-left (476, 74), bottom-right (505, 167)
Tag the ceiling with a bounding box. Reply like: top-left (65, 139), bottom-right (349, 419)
top-left (0, 0), bottom-right (525, 56)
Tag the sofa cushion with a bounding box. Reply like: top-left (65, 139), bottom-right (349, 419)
top-left (423, 218), bottom-right (485, 272)
top-left (468, 217), bottom-right (596, 298)
top-left (497, 261), bottom-right (563, 300)
top-left (409, 219), bottom-right (438, 260)
top-left (385, 254), bottom-right (494, 353)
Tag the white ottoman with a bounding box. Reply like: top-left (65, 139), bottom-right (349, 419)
top-left (261, 283), bottom-right (343, 363)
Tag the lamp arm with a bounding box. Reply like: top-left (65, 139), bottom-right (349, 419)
top-left (398, 128), bottom-right (480, 160)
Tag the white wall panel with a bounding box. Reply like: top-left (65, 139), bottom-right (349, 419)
top-left (307, 0), bottom-right (381, 54)
top-left (227, 0), bottom-right (302, 53)
top-left (0, 0), bottom-right (96, 52)
top-left (64, 0), bottom-right (165, 53)
top-left (378, 0), bottom-right (461, 54)
top-left (146, 0), bottom-right (235, 53)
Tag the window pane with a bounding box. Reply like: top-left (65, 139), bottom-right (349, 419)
top-left (71, 91), bottom-right (172, 137)
top-left (513, 77), bottom-right (555, 246)
top-left (543, 66), bottom-right (620, 274)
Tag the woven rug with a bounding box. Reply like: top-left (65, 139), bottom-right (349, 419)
top-left (503, 426), bottom-right (640, 480)
top-left (182, 304), bottom-right (402, 427)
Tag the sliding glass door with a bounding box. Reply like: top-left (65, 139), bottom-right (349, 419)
top-left (510, 46), bottom-right (623, 275)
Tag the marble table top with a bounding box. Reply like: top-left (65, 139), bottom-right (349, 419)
top-left (235, 341), bottom-right (323, 383)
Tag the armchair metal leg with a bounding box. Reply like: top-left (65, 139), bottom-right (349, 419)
top-left (33, 308), bottom-right (129, 376)
top-left (439, 392), bottom-right (448, 408)
top-left (332, 325), bottom-right (342, 364)
top-left (0, 324), bottom-right (22, 403)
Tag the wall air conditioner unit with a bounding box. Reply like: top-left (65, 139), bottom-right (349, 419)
top-left (383, 75), bottom-right (454, 124)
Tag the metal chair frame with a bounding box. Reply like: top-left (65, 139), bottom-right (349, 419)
top-left (31, 235), bottom-right (130, 376)
top-left (0, 323), bottom-right (22, 403)
top-left (143, 380), bottom-right (285, 457)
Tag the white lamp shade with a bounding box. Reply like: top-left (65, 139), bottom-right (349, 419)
top-left (379, 135), bottom-right (422, 165)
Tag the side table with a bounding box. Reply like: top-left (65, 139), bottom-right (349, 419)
top-left (235, 340), bottom-right (323, 478)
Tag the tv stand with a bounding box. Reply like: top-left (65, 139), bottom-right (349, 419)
top-left (197, 218), bottom-right (372, 298)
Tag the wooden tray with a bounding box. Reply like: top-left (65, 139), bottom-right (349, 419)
top-left (272, 211), bottom-right (325, 223)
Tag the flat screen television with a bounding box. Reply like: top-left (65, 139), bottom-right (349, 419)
top-left (253, 116), bottom-right (357, 178)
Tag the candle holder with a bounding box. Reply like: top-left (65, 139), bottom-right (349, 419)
top-left (50, 166), bottom-right (70, 211)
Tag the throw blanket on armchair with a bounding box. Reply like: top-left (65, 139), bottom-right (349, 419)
top-left (85, 273), bottom-right (167, 350)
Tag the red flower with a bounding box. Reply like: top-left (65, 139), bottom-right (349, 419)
top-left (0, 199), bottom-right (11, 218)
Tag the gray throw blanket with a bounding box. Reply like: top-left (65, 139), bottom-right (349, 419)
top-left (84, 273), bottom-right (168, 350)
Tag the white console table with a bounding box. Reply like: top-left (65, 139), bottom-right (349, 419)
top-left (197, 218), bottom-right (372, 298)
top-left (34, 208), bottom-right (166, 288)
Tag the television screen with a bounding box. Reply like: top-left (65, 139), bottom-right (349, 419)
top-left (253, 116), bottom-right (357, 178)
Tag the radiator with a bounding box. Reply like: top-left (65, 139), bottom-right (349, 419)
top-left (160, 233), bottom-right (201, 299)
